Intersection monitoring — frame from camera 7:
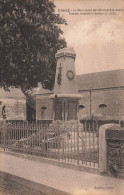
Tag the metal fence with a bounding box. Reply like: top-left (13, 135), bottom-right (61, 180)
top-left (0, 120), bottom-right (99, 168)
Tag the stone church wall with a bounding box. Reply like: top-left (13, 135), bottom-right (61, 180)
top-left (79, 88), bottom-right (124, 120)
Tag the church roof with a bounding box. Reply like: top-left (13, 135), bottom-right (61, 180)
top-left (0, 87), bottom-right (26, 99)
top-left (77, 69), bottom-right (124, 91)
top-left (36, 69), bottom-right (124, 95)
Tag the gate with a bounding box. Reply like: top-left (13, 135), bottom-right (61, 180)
top-left (0, 120), bottom-right (99, 168)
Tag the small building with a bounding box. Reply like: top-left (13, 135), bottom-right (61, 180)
top-left (36, 88), bottom-right (53, 121)
top-left (0, 87), bottom-right (26, 121)
top-left (36, 69), bottom-right (124, 122)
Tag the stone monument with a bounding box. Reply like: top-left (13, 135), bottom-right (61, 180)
top-left (49, 48), bottom-right (82, 122)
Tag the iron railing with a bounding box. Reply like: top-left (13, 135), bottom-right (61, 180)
top-left (0, 120), bottom-right (99, 168)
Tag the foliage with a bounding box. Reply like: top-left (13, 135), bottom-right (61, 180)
top-left (0, 0), bottom-right (67, 90)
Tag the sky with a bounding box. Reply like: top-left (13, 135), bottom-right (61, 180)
top-left (54, 0), bottom-right (124, 75)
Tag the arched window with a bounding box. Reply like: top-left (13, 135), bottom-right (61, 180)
top-left (79, 105), bottom-right (85, 109)
top-left (41, 106), bottom-right (47, 119)
top-left (41, 106), bottom-right (47, 110)
top-left (99, 104), bottom-right (107, 108)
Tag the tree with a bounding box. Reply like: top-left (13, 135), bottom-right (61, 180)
top-left (0, 0), bottom-right (67, 90)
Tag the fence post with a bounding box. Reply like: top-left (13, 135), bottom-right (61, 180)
top-left (99, 123), bottom-right (121, 173)
top-left (77, 121), bottom-right (79, 165)
top-left (3, 115), bottom-right (6, 151)
top-left (57, 121), bottom-right (60, 161)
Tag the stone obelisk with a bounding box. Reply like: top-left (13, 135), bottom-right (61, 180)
top-left (49, 48), bottom-right (82, 122)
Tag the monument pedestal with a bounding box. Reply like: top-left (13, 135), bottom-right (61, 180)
top-left (50, 95), bottom-right (82, 122)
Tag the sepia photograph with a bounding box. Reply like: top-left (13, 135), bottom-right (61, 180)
top-left (0, 0), bottom-right (124, 194)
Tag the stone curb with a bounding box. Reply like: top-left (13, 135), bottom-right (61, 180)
top-left (0, 150), bottom-right (99, 175)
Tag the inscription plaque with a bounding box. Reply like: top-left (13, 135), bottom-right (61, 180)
top-left (55, 101), bottom-right (62, 120)
top-left (67, 101), bottom-right (77, 120)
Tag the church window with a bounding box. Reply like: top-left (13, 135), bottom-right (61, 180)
top-left (79, 105), bottom-right (85, 109)
top-left (41, 106), bottom-right (47, 110)
top-left (99, 104), bottom-right (107, 108)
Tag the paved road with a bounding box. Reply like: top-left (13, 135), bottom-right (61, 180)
top-left (0, 176), bottom-right (45, 195)
top-left (1, 151), bottom-right (124, 195)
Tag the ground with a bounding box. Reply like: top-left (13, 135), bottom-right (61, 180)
top-left (0, 176), bottom-right (46, 195)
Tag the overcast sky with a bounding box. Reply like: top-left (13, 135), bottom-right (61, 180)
top-left (54, 0), bottom-right (124, 75)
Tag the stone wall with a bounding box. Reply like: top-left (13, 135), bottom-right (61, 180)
top-left (36, 95), bottom-right (53, 120)
top-left (0, 99), bottom-right (26, 121)
top-left (79, 88), bottom-right (124, 120)
top-left (99, 123), bottom-right (124, 179)
top-left (78, 92), bottom-right (90, 119)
